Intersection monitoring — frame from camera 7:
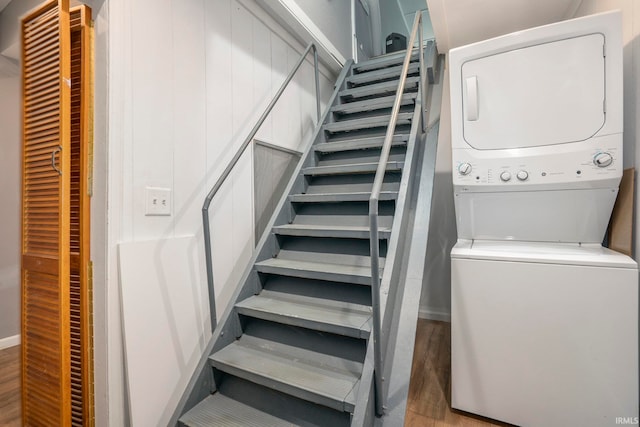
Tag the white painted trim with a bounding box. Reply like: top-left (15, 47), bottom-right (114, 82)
top-left (254, 0), bottom-right (345, 73)
top-left (0, 334), bottom-right (20, 350)
top-left (101, 0), bottom-right (132, 424)
top-left (418, 307), bottom-right (451, 322)
top-left (278, 0), bottom-right (347, 65)
top-left (239, 0), bottom-right (336, 80)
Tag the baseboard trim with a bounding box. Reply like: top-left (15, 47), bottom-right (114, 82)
top-left (0, 334), bottom-right (20, 350)
top-left (418, 308), bottom-right (451, 322)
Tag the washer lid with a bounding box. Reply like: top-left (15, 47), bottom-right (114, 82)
top-left (461, 33), bottom-right (606, 150)
top-left (452, 240), bottom-right (637, 269)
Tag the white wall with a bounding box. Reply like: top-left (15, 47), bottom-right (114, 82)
top-left (0, 75), bottom-right (20, 343)
top-left (254, 0), bottom-right (356, 70)
top-left (570, 0), bottom-right (640, 259)
top-left (293, 0), bottom-right (352, 60)
top-left (0, 0), bottom-right (40, 59)
top-left (378, 0), bottom-right (433, 54)
top-left (426, 0), bottom-right (583, 53)
top-left (380, 0), bottom-right (407, 50)
top-left (355, 0), bottom-right (374, 61)
top-left (398, 0), bottom-right (434, 42)
top-left (103, 0), bottom-right (334, 424)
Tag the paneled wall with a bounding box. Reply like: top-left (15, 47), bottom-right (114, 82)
top-left (119, 0), bottom-right (332, 310)
top-left (105, 0), bottom-right (335, 424)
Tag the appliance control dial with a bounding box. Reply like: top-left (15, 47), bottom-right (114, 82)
top-left (516, 170), bottom-right (529, 181)
top-left (593, 152), bottom-right (613, 168)
top-left (500, 171), bottom-right (512, 182)
top-left (458, 162), bottom-right (472, 175)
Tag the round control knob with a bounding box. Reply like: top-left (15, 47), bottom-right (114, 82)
top-left (458, 162), bottom-right (472, 176)
top-left (500, 171), bottom-right (512, 182)
top-left (593, 152), bottom-right (613, 168)
top-left (516, 170), bottom-right (529, 181)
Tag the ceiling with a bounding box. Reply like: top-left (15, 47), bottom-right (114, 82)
top-left (426, 0), bottom-right (584, 53)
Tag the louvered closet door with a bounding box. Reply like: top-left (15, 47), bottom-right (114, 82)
top-left (21, 0), bottom-right (72, 425)
top-left (70, 5), bottom-right (94, 426)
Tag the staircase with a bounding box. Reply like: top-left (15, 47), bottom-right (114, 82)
top-left (176, 45), bottom-right (437, 426)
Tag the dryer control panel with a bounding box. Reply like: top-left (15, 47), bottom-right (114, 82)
top-left (452, 137), bottom-right (622, 191)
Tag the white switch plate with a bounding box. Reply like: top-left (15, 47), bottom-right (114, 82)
top-left (145, 187), bottom-right (172, 216)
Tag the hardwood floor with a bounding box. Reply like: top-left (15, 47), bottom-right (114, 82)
top-left (405, 320), bottom-right (510, 427)
top-left (1, 321), bottom-right (506, 426)
top-left (0, 345), bottom-right (21, 427)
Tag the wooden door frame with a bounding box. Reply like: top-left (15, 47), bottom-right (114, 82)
top-left (71, 4), bottom-right (95, 424)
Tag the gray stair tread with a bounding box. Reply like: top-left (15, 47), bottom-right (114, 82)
top-left (255, 257), bottom-right (377, 285)
top-left (324, 112), bottom-right (412, 133)
top-left (211, 337), bottom-right (360, 412)
top-left (272, 223), bottom-right (391, 239)
top-left (315, 134), bottom-right (410, 153)
top-left (179, 394), bottom-right (291, 427)
top-left (303, 161), bottom-right (403, 176)
top-left (331, 93), bottom-right (417, 115)
top-left (339, 76), bottom-right (420, 99)
top-left (354, 51), bottom-right (419, 72)
top-left (289, 191), bottom-right (398, 203)
top-left (347, 62), bottom-right (420, 85)
top-left (236, 290), bottom-right (372, 339)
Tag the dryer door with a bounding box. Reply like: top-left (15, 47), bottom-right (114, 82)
top-left (461, 33), bottom-right (605, 150)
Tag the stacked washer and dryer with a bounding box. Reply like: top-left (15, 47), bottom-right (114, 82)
top-left (449, 11), bottom-right (639, 427)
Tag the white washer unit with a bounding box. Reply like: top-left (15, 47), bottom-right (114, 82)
top-left (449, 11), bottom-right (639, 427)
top-left (451, 240), bottom-right (638, 427)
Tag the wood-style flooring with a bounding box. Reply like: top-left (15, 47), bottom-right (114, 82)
top-left (1, 321), bottom-right (506, 426)
top-left (405, 319), bottom-right (509, 427)
top-left (0, 345), bottom-right (20, 427)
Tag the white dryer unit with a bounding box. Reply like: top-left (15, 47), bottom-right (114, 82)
top-left (449, 11), bottom-right (623, 243)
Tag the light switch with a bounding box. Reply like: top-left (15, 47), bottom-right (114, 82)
top-left (145, 187), bottom-right (172, 216)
